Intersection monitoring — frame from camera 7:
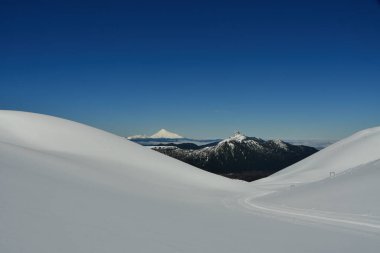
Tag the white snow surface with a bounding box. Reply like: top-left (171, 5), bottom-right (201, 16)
top-left (1, 111), bottom-right (380, 253)
top-left (259, 126), bottom-right (380, 185)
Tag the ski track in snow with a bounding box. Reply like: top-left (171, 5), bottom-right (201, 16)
top-left (239, 195), bottom-right (380, 234)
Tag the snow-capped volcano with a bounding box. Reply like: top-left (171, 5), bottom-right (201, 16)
top-left (127, 129), bottom-right (184, 139)
top-left (150, 129), bottom-right (184, 139)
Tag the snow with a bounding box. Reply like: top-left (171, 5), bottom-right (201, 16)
top-left (257, 159), bottom-right (380, 217)
top-left (128, 129), bottom-right (184, 139)
top-left (223, 131), bottom-right (247, 142)
top-left (1, 110), bottom-right (380, 253)
top-left (244, 127), bottom-right (380, 235)
top-left (258, 126), bottom-right (380, 185)
top-left (269, 139), bottom-right (288, 150)
top-left (242, 159), bottom-right (380, 235)
top-left (217, 131), bottom-right (248, 149)
top-left (150, 128), bottom-right (184, 139)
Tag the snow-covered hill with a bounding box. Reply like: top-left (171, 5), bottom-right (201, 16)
top-left (1, 111), bottom-right (380, 253)
top-left (245, 126), bottom-right (380, 233)
top-left (258, 126), bottom-right (380, 185)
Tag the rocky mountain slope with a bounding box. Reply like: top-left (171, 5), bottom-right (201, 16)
top-left (152, 132), bottom-right (317, 181)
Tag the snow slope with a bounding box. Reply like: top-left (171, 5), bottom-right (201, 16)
top-left (258, 126), bottom-right (380, 185)
top-left (0, 111), bottom-right (240, 192)
top-left (257, 159), bottom-right (380, 215)
top-left (1, 111), bottom-right (380, 253)
top-left (244, 127), bottom-right (380, 234)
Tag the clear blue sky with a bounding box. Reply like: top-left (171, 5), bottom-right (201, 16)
top-left (1, 0), bottom-right (379, 139)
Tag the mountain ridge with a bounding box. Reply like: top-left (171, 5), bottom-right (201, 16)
top-left (152, 132), bottom-right (317, 181)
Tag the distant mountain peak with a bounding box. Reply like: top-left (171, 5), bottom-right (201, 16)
top-left (225, 131), bottom-right (248, 142)
top-left (127, 129), bottom-right (184, 140)
top-left (127, 129), bottom-right (185, 140)
top-left (150, 129), bottom-right (184, 139)
top-left (152, 131), bottom-right (318, 182)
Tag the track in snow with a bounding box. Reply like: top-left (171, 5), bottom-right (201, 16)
top-left (240, 196), bottom-right (380, 234)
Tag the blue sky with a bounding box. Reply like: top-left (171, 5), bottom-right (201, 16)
top-left (1, 0), bottom-right (379, 139)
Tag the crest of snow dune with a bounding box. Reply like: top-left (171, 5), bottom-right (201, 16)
top-left (150, 129), bottom-right (184, 139)
top-left (0, 111), bottom-right (232, 189)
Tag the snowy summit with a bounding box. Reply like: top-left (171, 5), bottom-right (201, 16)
top-left (225, 131), bottom-right (247, 142)
top-left (128, 129), bottom-right (184, 139)
top-left (150, 129), bottom-right (184, 139)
